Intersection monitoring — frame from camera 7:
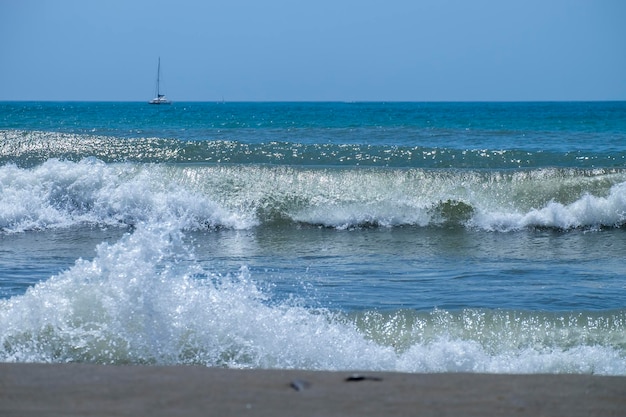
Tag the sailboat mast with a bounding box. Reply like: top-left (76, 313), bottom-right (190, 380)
top-left (156, 57), bottom-right (161, 97)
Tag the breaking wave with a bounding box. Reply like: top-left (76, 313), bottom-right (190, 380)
top-left (1, 158), bottom-right (625, 233)
top-left (1, 224), bottom-right (624, 374)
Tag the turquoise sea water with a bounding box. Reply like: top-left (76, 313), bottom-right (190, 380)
top-left (1, 101), bottom-right (625, 373)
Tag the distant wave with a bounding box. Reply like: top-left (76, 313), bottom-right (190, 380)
top-left (3, 130), bottom-right (626, 169)
top-left (1, 159), bottom-right (625, 233)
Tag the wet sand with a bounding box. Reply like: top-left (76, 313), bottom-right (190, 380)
top-left (1, 363), bottom-right (624, 416)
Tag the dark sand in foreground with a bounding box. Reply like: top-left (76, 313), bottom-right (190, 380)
top-left (1, 363), bottom-right (624, 416)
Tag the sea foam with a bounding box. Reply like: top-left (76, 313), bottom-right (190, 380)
top-left (0, 158), bottom-right (255, 232)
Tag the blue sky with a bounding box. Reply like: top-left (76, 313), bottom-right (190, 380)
top-left (1, 0), bottom-right (625, 101)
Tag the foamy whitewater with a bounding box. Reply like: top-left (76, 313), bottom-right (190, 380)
top-left (1, 102), bottom-right (625, 374)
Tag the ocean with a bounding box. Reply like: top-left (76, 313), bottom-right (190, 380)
top-left (1, 101), bottom-right (625, 374)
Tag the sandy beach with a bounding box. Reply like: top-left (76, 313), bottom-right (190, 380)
top-left (0, 363), bottom-right (624, 417)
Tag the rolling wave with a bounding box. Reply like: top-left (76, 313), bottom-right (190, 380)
top-left (1, 158), bottom-right (625, 233)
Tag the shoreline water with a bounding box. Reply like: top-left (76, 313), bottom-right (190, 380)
top-left (1, 102), bottom-right (625, 374)
top-left (1, 363), bottom-right (625, 416)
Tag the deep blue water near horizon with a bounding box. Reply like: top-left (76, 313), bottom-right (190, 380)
top-left (1, 101), bottom-right (625, 374)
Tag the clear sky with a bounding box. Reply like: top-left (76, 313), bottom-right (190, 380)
top-left (1, 0), bottom-right (625, 101)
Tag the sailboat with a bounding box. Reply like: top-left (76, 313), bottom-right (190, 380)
top-left (149, 57), bottom-right (171, 104)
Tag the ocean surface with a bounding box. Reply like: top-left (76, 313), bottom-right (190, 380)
top-left (1, 101), bottom-right (625, 374)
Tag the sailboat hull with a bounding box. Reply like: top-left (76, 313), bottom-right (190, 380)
top-left (149, 97), bottom-right (171, 105)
